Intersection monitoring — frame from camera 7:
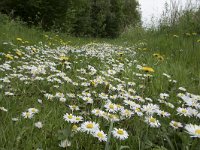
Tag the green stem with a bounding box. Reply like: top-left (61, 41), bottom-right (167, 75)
top-left (105, 121), bottom-right (114, 150)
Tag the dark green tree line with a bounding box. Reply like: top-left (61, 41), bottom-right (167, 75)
top-left (0, 0), bottom-right (141, 37)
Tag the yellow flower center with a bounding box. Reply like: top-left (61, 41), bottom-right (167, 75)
top-left (117, 129), bottom-right (124, 135)
top-left (173, 122), bottom-right (178, 127)
top-left (182, 109), bottom-right (187, 113)
top-left (195, 129), bottom-right (200, 135)
top-left (149, 118), bottom-right (156, 123)
top-left (97, 132), bottom-right (104, 138)
top-left (72, 105), bottom-right (76, 109)
top-left (32, 109), bottom-right (36, 112)
top-left (86, 123), bottom-right (94, 129)
top-left (72, 125), bottom-right (78, 130)
top-left (136, 108), bottom-right (140, 112)
top-left (68, 115), bottom-right (73, 119)
top-left (76, 117), bottom-right (80, 121)
top-left (109, 104), bottom-right (114, 109)
top-left (26, 112), bottom-right (31, 117)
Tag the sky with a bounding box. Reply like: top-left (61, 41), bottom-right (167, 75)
top-left (139, 0), bottom-right (199, 26)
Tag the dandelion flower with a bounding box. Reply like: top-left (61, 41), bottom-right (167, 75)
top-left (141, 67), bottom-right (154, 73)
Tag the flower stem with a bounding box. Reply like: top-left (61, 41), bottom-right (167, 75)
top-left (105, 121), bottom-right (114, 150)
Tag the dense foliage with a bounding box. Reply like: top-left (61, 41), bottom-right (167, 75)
top-left (0, 0), bottom-right (140, 37)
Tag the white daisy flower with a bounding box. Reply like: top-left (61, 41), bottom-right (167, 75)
top-left (157, 110), bottom-right (171, 117)
top-left (59, 97), bottom-right (66, 102)
top-left (0, 107), bottom-right (8, 112)
top-left (185, 124), bottom-right (200, 138)
top-left (82, 96), bottom-right (93, 104)
top-left (145, 116), bottom-right (161, 128)
top-left (69, 105), bottom-right (80, 111)
top-left (160, 93), bottom-right (169, 100)
top-left (177, 107), bottom-right (192, 117)
top-left (104, 102), bottom-right (118, 113)
top-left (35, 121), bottom-right (43, 129)
top-left (22, 111), bottom-right (34, 119)
top-left (93, 130), bottom-right (107, 142)
top-left (112, 128), bottom-right (128, 140)
top-left (63, 113), bottom-right (75, 123)
top-left (178, 87), bottom-right (186, 92)
top-left (142, 103), bottom-right (159, 116)
top-left (80, 121), bottom-right (99, 134)
top-left (120, 109), bottom-right (134, 119)
top-left (28, 108), bottom-right (39, 114)
top-left (12, 118), bottom-right (19, 122)
top-left (170, 121), bottom-right (183, 129)
top-left (91, 109), bottom-right (104, 117)
top-left (74, 116), bottom-right (83, 123)
top-left (37, 99), bottom-right (43, 104)
top-left (59, 139), bottom-right (71, 148)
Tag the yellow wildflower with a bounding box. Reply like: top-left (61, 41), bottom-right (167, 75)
top-left (32, 48), bottom-right (37, 53)
top-left (16, 50), bottom-right (22, 57)
top-left (16, 38), bottom-right (23, 42)
top-left (5, 54), bottom-right (14, 60)
top-left (142, 67), bottom-right (154, 73)
top-left (60, 56), bottom-right (69, 62)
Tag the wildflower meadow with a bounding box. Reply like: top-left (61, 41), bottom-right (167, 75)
top-left (0, 2), bottom-right (200, 150)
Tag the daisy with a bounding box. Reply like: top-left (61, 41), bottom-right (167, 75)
top-left (0, 107), bottom-right (8, 112)
top-left (104, 102), bottom-right (118, 113)
top-left (12, 118), bottom-right (19, 122)
top-left (82, 96), bottom-right (93, 104)
top-left (93, 130), bottom-right (107, 142)
top-left (63, 113), bottom-right (75, 123)
top-left (22, 111), bottom-right (34, 119)
top-left (74, 116), bottom-right (83, 123)
top-left (178, 87), bottom-right (186, 92)
top-left (28, 108), bottom-right (39, 114)
top-left (157, 110), bottom-right (171, 117)
top-left (35, 122), bottom-right (43, 129)
top-left (112, 128), bottom-right (128, 140)
top-left (145, 116), bottom-right (161, 128)
top-left (142, 103), bottom-right (159, 116)
top-left (107, 114), bottom-right (120, 122)
top-left (91, 109), bottom-right (104, 117)
top-left (170, 121), bottom-right (183, 129)
top-left (160, 93), bottom-right (169, 100)
top-left (72, 125), bottom-right (80, 132)
top-left (59, 97), bottom-right (66, 102)
top-left (120, 109), bottom-right (134, 119)
top-left (59, 139), bottom-right (71, 148)
top-left (80, 121), bottom-right (99, 134)
top-left (185, 124), bottom-right (200, 138)
top-left (177, 107), bottom-right (192, 117)
top-left (69, 105), bottom-right (80, 111)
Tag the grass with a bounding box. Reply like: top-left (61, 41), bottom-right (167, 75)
top-left (0, 14), bottom-right (200, 150)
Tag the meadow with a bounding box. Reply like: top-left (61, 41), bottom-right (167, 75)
top-left (0, 14), bottom-right (200, 150)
